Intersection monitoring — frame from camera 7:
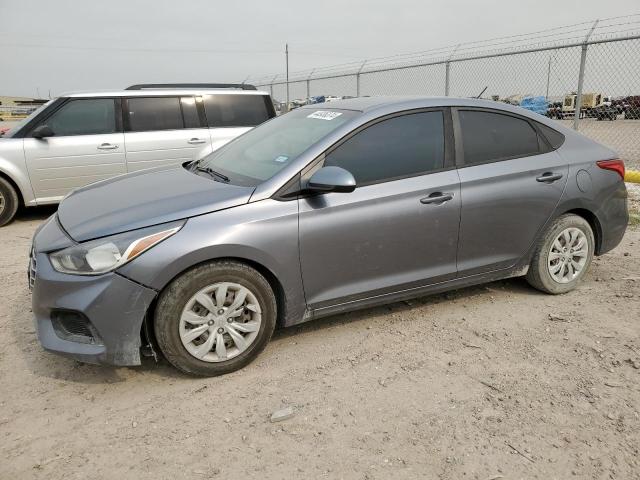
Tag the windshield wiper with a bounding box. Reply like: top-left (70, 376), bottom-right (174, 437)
top-left (193, 165), bottom-right (229, 183)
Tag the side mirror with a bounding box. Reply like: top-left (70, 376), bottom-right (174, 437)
top-left (32, 125), bottom-right (54, 139)
top-left (307, 166), bottom-right (356, 193)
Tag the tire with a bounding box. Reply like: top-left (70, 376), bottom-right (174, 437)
top-left (0, 177), bottom-right (19, 227)
top-left (154, 260), bottom-right (277, 376)
top-left (526, 214), bottom-right (595, 295)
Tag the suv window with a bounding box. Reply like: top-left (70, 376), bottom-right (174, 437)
top-left (324, 111), bottom-right (445, 185)
top-left (204, 94), bottom-right (273, 127)
top-left (181, 97), bottom-right (201, 129)
top-left (127, 97), bottom-right (184, 132)
top-left (44, 99), bottom-right (116, 136)
top-left (458, 110), bottom-right (540, 164)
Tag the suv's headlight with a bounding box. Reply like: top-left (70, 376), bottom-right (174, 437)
top-left (49, 221), bottom-right (184, 275)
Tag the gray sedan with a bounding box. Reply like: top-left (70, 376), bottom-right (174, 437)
top-left (30, 97), bottom-right (628, 376)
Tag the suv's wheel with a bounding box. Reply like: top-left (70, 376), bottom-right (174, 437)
top-left (526, 214), bottom-right (595, 294)
top-left (0, 177), bottom-right (19, 227)
top-left (154, 261), bottom-right (277, 376)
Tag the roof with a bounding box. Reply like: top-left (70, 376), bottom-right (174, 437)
top-left (61, 89), bottom-right (270, 98)
top-left (300, 96), bottom-right (537, 115)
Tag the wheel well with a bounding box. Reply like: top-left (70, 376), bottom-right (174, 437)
top-left (140, 257), bottom-right (288, 357)
top-left (564, 208), bottom-right (603, 254)
top-left (0, 171), bottom-right (24, 207)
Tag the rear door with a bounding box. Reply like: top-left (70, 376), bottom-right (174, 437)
top-left (23, 97), bottom-right (126, 203)
top-left (123, 96), bottom-right (212, 172)
top-left (203, 93), bottom-right (275, 151)
top-left (454, 108), bottom-right (568, 276)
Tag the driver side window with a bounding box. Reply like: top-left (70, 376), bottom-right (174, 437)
top-left (324, 110), bottom-right (445, 185)
top-left (42, 99), bottom-right (117, 137)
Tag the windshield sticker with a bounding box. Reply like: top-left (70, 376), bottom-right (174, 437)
top-left (307, 111), bottom-right (343, 121)
top-left (273, 155), bottom-right (289, 163)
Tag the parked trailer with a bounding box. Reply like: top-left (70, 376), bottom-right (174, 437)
top-left (561, 92), bottom-right (607, 118)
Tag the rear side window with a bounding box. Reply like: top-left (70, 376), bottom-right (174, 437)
top-left (44, 99), bottom-right (116, 136)
top-left (458, 110), bottom-right (540, 165)
top-left (180, 97), bottom-right (201, 129)
top-left (324, 111), bottom-right (445, 185)
top-left (536, 122), bottom-right (565, 150)
top-left (127, 97), bottom-right (184, 132)
top-left (204, 94), bottom-right (273, 127)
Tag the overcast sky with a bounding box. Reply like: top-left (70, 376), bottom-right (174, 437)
top-left (1, 0), bottom-right (638, 98)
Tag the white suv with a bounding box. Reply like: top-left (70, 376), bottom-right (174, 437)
top-left (0, 83), bottom-right (275, 225)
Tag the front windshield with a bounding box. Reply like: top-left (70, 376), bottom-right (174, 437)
top-left (1, 100), bottom-right (55, 138)
top-left (197, 108), bottom-right (358, 186)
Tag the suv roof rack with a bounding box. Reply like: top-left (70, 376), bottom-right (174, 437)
top-left (125, 83), bottom-right (257, 91)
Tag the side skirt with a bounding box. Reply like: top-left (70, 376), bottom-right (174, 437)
top-left (304, 263), bottom-right (529, 323)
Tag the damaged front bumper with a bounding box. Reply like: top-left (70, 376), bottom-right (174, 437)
top-left (30, 216), bottom-right (157, 366)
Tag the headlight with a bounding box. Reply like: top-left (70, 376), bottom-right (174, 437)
top-left (49, 220), bottom-right (184, 275)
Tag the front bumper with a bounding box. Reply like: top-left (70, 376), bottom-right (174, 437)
top-left (30, 220), bottom-right (157, 366)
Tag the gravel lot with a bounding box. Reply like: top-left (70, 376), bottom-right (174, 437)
top-left (1, 204), bottom-right (639, 480)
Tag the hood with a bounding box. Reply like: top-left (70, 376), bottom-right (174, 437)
top-left (57, 166), bottom-right (254, 241)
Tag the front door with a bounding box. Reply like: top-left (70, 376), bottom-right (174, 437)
top-left (298, 110), bottom-right (461, 310)
top-left (23, 98), bottom-right (125, 203)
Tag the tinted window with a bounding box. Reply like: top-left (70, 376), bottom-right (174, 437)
top-left (536, 122), bottom-right (565, 150)
top-left (127, 97), bottom-right (183, 132)
top-left (458, 110), bottom-right (540, 164)
top-left (181, 97), bottom-right (201, 128)
top-left (44, 99), bottom-right (116, 136)
top-left (324, 111), bottom-right (445, 185)
top-left (204, 94), bottom-right (272, 127)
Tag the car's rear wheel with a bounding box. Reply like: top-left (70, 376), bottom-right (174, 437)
top-left (526, 214), bottom-right (595, 294)
top-left (154, 261), bottom-right (277, 376)
top-left (0, 177), bottom-right (19, 227)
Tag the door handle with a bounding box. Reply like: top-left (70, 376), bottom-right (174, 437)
top-left (97, 143), bottom-right (118, 150)
top-left (536, 172), bottom-right (563, 183)
top-left (188, 138), bottom-right (207, 145)
top-left (420, 192), bottom-right (454, 205)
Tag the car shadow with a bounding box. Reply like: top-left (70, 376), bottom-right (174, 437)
top-left (14, 205), bottom-right (58, 222)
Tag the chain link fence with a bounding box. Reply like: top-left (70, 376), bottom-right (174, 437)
top-left (247, 16), bottom-right (640, 170)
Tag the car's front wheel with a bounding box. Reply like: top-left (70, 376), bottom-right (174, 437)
top-left (526, 214), bottom-right (595, 294)
top-left (154, 261), bottom-right (277, 376)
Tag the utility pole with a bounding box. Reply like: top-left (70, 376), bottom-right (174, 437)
top-left (545, 55), bottom-right (552, 100)
top-left (285, 43), bottom-right (290, 111)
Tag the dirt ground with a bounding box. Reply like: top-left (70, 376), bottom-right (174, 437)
top-left (1, 204), bottom-right (639, 480)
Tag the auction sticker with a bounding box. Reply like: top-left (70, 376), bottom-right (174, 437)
top-left (307, 111), bottom-right (343, 120)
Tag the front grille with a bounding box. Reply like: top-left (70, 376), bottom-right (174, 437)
top-left (51, 310), bottom-right (102, 345)
top-left (28, 247), bottom-right (36, 290)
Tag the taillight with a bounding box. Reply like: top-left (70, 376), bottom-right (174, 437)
top-left (597, 159), bottom-right (625, 180)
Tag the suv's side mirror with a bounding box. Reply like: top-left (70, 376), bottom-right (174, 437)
top-left (307, 166), bottom-right (356, 193)
top-left (32, 125), bottom-right (54, 139)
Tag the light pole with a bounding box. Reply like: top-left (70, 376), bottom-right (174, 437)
top-left (285, 43), bottom-right (289, 111)
top-left (545, 55), bottom-right (553, 100)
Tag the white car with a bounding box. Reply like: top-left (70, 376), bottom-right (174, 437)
top-left (0, 83), bottom-right (275, 225)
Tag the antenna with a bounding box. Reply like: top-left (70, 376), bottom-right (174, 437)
top-left (476, 86), bottom-right (488, 99)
